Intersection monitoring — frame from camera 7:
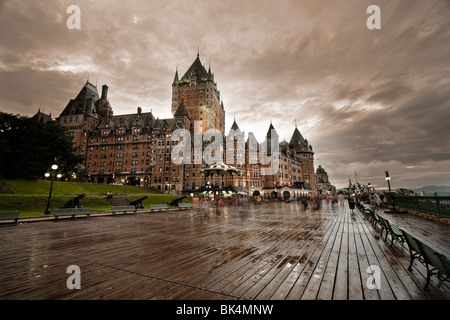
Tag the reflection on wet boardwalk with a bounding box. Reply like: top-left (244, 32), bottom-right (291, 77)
top-left (0, 201), bottom-right (449, 300)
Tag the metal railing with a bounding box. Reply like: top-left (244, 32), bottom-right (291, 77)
top-left (392, 194), bottom-right (450, 218)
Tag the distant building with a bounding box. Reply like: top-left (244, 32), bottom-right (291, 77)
top-left (31, 109), bottom-right (53, 124)
top-left (315, 165), bottom-right (335, 195)
top-left (53, 53), bottom-right (317, 196)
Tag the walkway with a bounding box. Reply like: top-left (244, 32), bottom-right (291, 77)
top-left (0, 200), bottom-right (449, 300)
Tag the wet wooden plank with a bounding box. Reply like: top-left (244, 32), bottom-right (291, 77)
top-left (253, 217), bottom-right (337, 300)
top-left (1, 201), bottom-right (449, 300)
top-left (315, 212), bottom-right (344, 300)
top-left (287, 212), bottom-right (342, 300)
top-left (352, 212), bottom-right (381, 300)
top-left (332, 210), bottom-right (349, 300)
top-left (347, 211), bottom-right (364, 300)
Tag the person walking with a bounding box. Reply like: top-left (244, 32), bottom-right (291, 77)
top-left (216, 197), bottom-right (224, 216)
top-left (375, 193), bottom-right (382, 207)
top-left (338, 194), bottom-right (345, 206)
top-left (301, 197), bottom-right (308, 210)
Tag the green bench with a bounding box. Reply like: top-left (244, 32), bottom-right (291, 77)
top-left (400, 228), bottom-right (450, 290)
top-left (376, 214), bottom-right (404, 247)
top-left (401, 229), bottom-right (426, 271)
top-left (53, 208), bottom-right (91, 220)
top-left (0, 211), bottom-right (20, 224)
top-left (178, 203), bottom-right (192, 209)
top-left (356, 201), bottom-right (365, 212)
top-left (150, 204), bottom-right (168, 211)
top-left (363, 205), bottom-right (382, 228)
top-left (111, 206), bottom-right (137, 215)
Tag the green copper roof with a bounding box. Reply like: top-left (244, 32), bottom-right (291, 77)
top-left (178, 54), bottom-right (211, 84)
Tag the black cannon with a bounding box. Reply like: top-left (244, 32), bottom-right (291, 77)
top-left (129, 195), bottom-right (148, 209)
top-left (61, 193), bottom-right (86, 209)
top-left (170, 196), bottom-right (186, 207)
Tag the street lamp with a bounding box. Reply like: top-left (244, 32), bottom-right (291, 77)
top-left (384, 171), bottom-right (391, 192)
top-left (384, 170), bottom-right (394, 210)
top-left (367, 182), bottom-right (372, 204)
top-left (384, 170), bottom-right (405, 213)
top-left (44, 164), bottom-right (62, 215)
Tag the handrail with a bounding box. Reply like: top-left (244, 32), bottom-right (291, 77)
top-left (392, 195), bottom-right (450, 218)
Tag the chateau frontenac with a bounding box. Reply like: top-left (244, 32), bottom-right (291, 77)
top-left (41, 54), bottom-right (332, 198)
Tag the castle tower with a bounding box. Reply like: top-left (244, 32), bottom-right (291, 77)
top-left (172, 53), bottom-right (225, 134)
top-left (289, 125), bottom-right (315, 190)
top-left (173, 97), bottom-right (192, 130)
top-left (55, 81), bottom-right (102, 159)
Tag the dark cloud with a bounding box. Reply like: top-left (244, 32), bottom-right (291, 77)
top-left (0, 0), bottom-right (449, 188)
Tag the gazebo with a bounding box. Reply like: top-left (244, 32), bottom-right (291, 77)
top-left (200, 162), bottom-right (243, 195)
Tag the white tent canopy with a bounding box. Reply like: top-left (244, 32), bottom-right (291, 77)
top-left (200, 162), bottom-right (242, 176)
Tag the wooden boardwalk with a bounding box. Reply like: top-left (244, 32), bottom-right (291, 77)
top-left (0, 201), bottom-right (449, 300)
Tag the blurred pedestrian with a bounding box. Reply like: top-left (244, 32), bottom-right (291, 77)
top-left (301, 197), bottom-right (308, 210)
top-left (216, 197), bottom-right (224, 216)
top-left (338, 194), bottom-right (344, 206)
top-left (375, 193), bottom-right (382, 207)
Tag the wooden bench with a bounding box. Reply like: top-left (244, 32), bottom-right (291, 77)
top-left (399, 228), bottom-right (450, 290)
top-left (53, 208), bottom-right (91, 220)
top-left (364, 205), bottom-right (381, 228)
top-left (415, 239), bottom-right (450, 290)
top-left (400, 229), bottom-right (426, 271)
top-left (178, 203), bottom-right (192, 209)
top-left (376, 214), bottom-right (404, 247)
top-left (150, 204), bottom-right (168, 211)
top-left (356, 201), bottom-right (365, 212)
top-left (111, 206), bottom-right (137, 215)
top-left (0, 211), bottom-right (20, 224)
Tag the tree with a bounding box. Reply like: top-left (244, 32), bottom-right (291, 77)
top-left (0, 112), bottom-right (84, 179)
top-left (396, 188), bottom-right (414, 196)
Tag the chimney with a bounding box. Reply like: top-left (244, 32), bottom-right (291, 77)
top-left (101, 84), bottom-right (108, 99)
top-left (137, 107), bottom-right (142, 115)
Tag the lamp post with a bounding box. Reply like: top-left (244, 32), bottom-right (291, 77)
top-left (384, 170), bottom-right (394, 211)
top-left (367, 182), bottom-right (372, 204)
top-left (384, 171), bottom-right (391, 192)
top-left (384, 170), bottom-right (405, 213)
top-left (44, 164), bottom-right (62, 215)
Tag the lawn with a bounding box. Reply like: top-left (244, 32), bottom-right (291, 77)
top-left (0, 179), bottom-right (190, 217)
top-left (2, 179), bottom-right (149, 195)
top-left (0, 194), bottom-right (112, 217)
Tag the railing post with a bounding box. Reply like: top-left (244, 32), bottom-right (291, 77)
top-left (435, 192), bottom-right (441, 218)
top-left (415, 193), bottom-right (418, 210)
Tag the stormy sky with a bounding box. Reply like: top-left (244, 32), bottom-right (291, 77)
top-left (1, 0), bottom-right (449, 189)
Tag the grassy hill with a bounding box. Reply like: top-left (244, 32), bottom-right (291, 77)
top-left (0, 179), bottom-right (188, 217)
top-left (414, 186), bottom-right (450, 196)
top-left (2, 179), bottom-right (149, 195)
